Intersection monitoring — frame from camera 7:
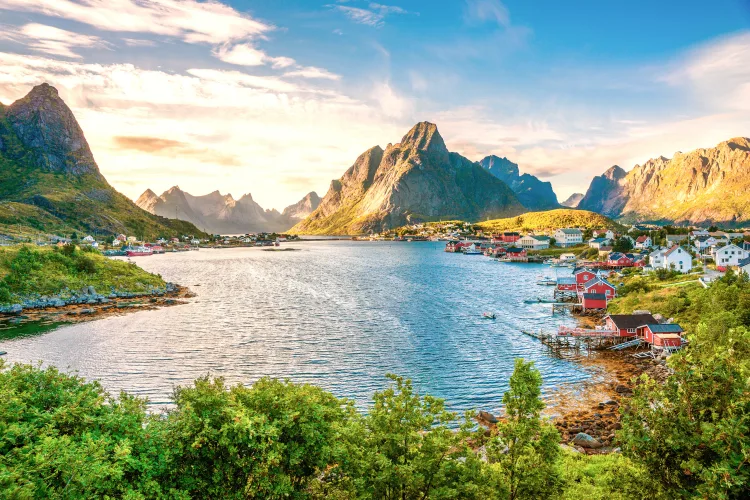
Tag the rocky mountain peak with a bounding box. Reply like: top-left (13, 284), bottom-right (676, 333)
top-left (6, 83), bottom-right (101, 177)
top-left (479, 154), bottom-right (559, 210)
top-left (482, 156), bottom-right (520, 177)
top-left (400, 121), bottom-right (448, 155)
top-left (603, 165), bottom-right (627, 181)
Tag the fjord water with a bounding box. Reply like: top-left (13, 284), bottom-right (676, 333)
top-left (0, 241), bottom-right (589, 413)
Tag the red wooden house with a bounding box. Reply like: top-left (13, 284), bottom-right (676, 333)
top-left (581, 293), bottom-right (607, 310)
top-left (505, 247), bottom-right (527, 261)
top-left (556, 277), bottom-right (577, 291)
top-left (500, 232), bottom-right (521, 243)
top-left (636, 324), bottom-right (684, 348)
top-left (604, 314), bottom-right (657, 337)
top-left (607, 252), bottom-right (633, 268)
top-left (573, 269), bottom-right (597, 289)
top-left (581, 276), bottom-right (616, 299)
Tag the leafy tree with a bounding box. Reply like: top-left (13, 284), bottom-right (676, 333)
top-left (619, 323), bottom-right (750, 498)
top-left (328, 374), bottom-right (494, 499)
top-left (612, 237), bottom-right (634, 253)
top-left (486, 359), bottom-right (561, 500)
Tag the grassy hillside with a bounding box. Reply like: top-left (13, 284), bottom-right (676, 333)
top-left (477, 208), bottom-right (620, 232)
top-left (0, 245), bottom-right (165, 305)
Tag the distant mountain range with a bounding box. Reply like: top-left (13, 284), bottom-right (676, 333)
top-left (291, 122), bottom-right (525, 235)
top-left (578, 138), bottom-right (750, 226)
top-left (561, 193), bottom-right (583, 208)
top-left (0, 83), bottom-right (204, 238)
top-left (478, 156), bottom-right (559, 210)
top-left (136, 187), bottom-right (320, 234)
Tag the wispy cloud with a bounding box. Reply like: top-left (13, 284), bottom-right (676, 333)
top-left (284, 66), bottom-right (341, 80)
top-left (464, 0), bottom-right (511, 28)
top-left (0, 0), bottom-right (273, 44)
top-left (328, 2), bottom-right (411, 28)
top-left (213, 43), bottom-right (295, 68)
top-left (0, 23), bottom-right (107, 59)
top-left (113, 135), bottom-right (241, 166)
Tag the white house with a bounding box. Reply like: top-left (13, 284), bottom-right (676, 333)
top-left (593, 229), bottom-right (615, 240)
top-left (712, 244), bottom-right (749, 267)
top-left (82, 235), bottom-right (95, 242)
top-left (649, 247), bottom-right (667, 268)
top-left (191, 238), bottom-right (201, 245)
top-left (111, 239), bottom-right (122, 246)
top-left (693, 236), bottom-right (718, 255)
top-left (518, 234), bottom-right (550, 250)
top-left (663, 245), bottom-right (693, 273)
top-left (559, 253), bottom-right (577, 262)
top-left (90, 241), bottom-right (99, 248)
top-left (554, 228), bottom-right (583, 247)
top-left (588, 237), bottom-right (609, 249)
top-left (634, 235), bottom-right (652, 249)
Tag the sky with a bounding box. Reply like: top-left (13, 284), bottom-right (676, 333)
top-left (0, 0), bottom-right (749, 210)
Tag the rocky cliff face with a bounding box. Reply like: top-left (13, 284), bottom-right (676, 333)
top-left (282, 191), bottom-right (321, 220)
top-left (0, 83), bottom-right (205, 237)
top-left (291, 122), bottom-right (524, 235)
top-left (136, 186), bottom-right (307, 234)
top-left (479, 155), bottom-right (559, 210)
top-left (561, 193), bottom-right (584, 208)
top-left (578, 138), bottom-right (750, 225)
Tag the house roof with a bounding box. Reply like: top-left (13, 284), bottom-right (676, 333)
top-left (584, 277), bottom-right (615, 289)
top-left (738, 256), bottom-right (750, 268)
top-left (714, 243), bottom-right (743, 254)
top-left (664, 245), bottom-right (686, 257)
top-left (599, 246), bottom-right (613, 252)
top-left (503, 232), bottom-right (520, 236)
top-left (558, 228), bottom-right (582, 235)
top-left (506, 247), bottom-right (524, 253)
top-left (590, 237), bottom-right (607, 243)
top-left (646, 323), bottom-right (684, 333)
top-left (557, 277), bottom-right (576, 285)
top-left (666, 234), bottom-right (688, 242)
top-left (635, 235), bottom-right (649, 243)
top-left (531, 235), bottom-right (551, 241)
top-left (583, 293), bottom-right (607, 300)
top-left (607, 314), bottom-right (657, 329)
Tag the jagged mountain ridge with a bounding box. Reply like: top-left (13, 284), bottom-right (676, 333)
top-left (478, 155), bottom-right (559, 210)
top-left (137, 187), bottom-right (319, 234)
top-left (578, 138), bottom-right (750, 225)
top-left (0, 83), bottom-right (205, 238)
top-left (291, 122), bottom-right (525, 235)
top-left (561, 193), bottom-right (584, 208)
top-left (282, 191), bottom-right (321, 220)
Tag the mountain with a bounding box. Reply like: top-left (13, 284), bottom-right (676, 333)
top-left (0, 83), bottom-right (205, 238)
top-left (561, 193), bottom-right (584, 208)
top-left (578, 138), bottom-right (750, 226)
top-left (479, 155), bottom-right (559, 210)
top-left (282, 191), bottom-right (320, 221)
top-left (136, 186), bottom-right (307, 234)
top-left (477, 208), bottom-right (619, 233)
top-left (291, 122), bottom-right (524, 235)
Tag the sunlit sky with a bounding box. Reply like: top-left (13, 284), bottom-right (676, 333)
top-left (0, 0), bottom-right (749, 209)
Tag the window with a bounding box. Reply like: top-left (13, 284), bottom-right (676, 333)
top-left (627, 328), bottom-right (636, 333)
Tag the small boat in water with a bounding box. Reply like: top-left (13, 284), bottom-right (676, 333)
top-left (125, 245), bottom-right (153, 257)
top-left (0, 351), bottom-right (6, 356)
top-left (482, 312), bottom-right (496, 319)
top-left (536, 277), bottom-right (557, 286)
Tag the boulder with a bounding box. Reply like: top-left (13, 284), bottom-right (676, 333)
top-left (614, 385), bottom-right (632, 394)
top-left (572, 433), bottom-right (603, 449)
top-left (478, 410), bottom-right (499, 424)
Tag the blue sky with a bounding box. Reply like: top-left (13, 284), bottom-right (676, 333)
top-left (0, 0), bottom-right (748, 208)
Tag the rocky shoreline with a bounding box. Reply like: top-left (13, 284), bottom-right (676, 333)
top-left (0, 283), bottom-right (195, 325)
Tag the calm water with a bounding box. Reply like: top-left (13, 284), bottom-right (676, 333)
top-left (0, 241), bottom-right (588, 414)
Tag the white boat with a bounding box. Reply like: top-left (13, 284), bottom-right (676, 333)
top-left (482, 312), bottom-right (496, 319)
top-left (536, 278), bottom-right (557, 286)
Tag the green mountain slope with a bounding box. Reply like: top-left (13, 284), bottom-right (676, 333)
top-left (476, 208), bottom-right (619, 232)
top-left (0, 84), bottom-right (206, 239)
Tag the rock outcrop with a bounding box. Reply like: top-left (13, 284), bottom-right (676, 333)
top-left (561, 193), bottom-right (584, 208)
top-left (136, 186), bottom-right (308, 234)
top-left (578, 138), bottom-right (750, 225)
top-left (291, 122), bottom-right (524, 235)
top-left (282, 191), bottom-right (321, 221)
top-left (0, 83), bottom-right (205, 237)
top-left (479, 155), bottom-right (559, 210)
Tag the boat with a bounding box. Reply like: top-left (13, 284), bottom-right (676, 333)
top-left (497, 257), bottom-right (511, 262)
top-left (0, 351), bottom-right (6, 356)
top-left (482, 312), bottom-right (496, 319)
top-left (536, 278), bottom-right (557, 286)
top-left (543, 259), bottom-right (554, 265)
top-left (125, 245), bottom-right (153, 257)
top-left (464, 249), bottom-right (482, 255)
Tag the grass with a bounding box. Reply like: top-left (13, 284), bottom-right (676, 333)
top-left (477, 209), bottom-right (620, 233)
top-left (0, 245), bottom-right (165, 304)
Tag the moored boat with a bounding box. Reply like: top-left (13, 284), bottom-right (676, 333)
top-left (125, 245), bottom-right (153, 257)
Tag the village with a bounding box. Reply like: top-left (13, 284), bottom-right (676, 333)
top-left (442, 224), bottom-right (750, 360)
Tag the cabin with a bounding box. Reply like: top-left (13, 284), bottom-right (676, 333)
top-left (604, 313), bottom-right (657, 337)
top-left (559, 253), bottom-right (577, 262)
top-left (636, 323), bottom-right (684, 348)
top-left (505, 247), bottom-right (527, 261)
top-left (581, 293), bottom-right (608, 310)
top-left (581, 276), bottom-right (616, 299)
top-left (607, 252), bottom-right (633, 268)
top-left (556, 276), bottom-right (577, 291)
top-left (500, 232), bottom-right (521, 243)
top-left (573, 268), bottom-right (597, 288)
top-left (518, 234), bottom-right (550, 250)
top-left (593, 229), bottom-right (615, 240)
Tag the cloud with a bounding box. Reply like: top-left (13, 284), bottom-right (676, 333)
top-left (122, 38), bottom-right (157, 47)
top-left (213, 43), bottom-right (295, 68)
top-left (0, 23), bottom-right (107, 59)
top-left (113, 135), bottom-right (242, 166)
top-left (464, 0), bottom-right (510, 27)
top-left (0, 0), bottom-right (272, 44)
top-left (329, 2), bottom-right (410, 28)
top-left (284, 66), bottom-right (341, 80)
